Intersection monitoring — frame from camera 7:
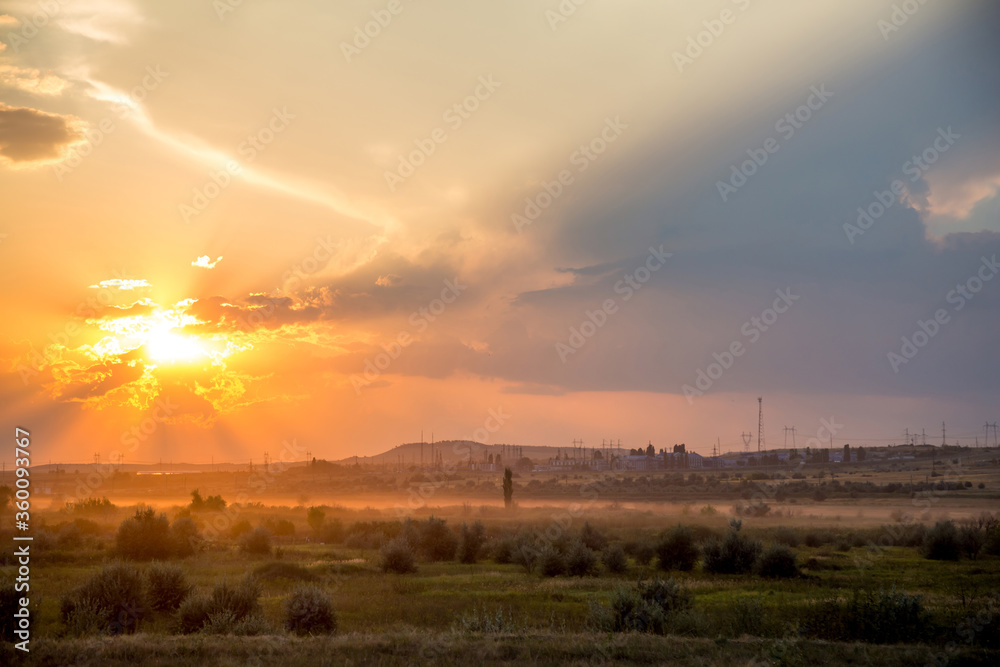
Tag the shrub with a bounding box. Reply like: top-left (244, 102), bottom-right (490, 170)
top-left (419, 516), bottom-right (458, 561)
top-left (702, 531), bottom-right (762, 574)
top-left (755, 544), bottom-right (799, 578)
top-left (923, 520), bottom-right (961, 560)
top-left (262, 517), bottom-right (296, 538)
top-left (656, 526), bottom-right (700, 572)
top-left (146, 562), bottom-right (191, 611)
top-left (511, 533), bottom-right (539, 574)
top-left (566, 541), bottom-right (598, 577)
top-left (601, 544), bottom-right (628, 574)
top-left (239, 527), bottom-right (273, 556)
top-left (492, 533), bottom-right (516, 564)
top-left (171, 517), bottom-right (200, 557)
top-left (115, 507), bottom-right (173, 560)
top-left (539, 546), bottom-right (566, 577)
top-left (381, 537), bottom-right (418, 574)
top-left (624, 539), bottom-right (655, 566)
top-left (580, 521), bottom-right (608, 551)
top-left (61, 561), bottom-right (147, 635)
top-left (589, 578), bottom-right (692, 634)
top-left (307, 506), bottom-right (326, 534)
top-left (285, 585), bottom-right (337, 635)
top-left (178, 576), bottom-right (262, 634)
top-left (958, 524), bottom-right (985, 560)
top-left (457, 520), bottom-right (486, 564)
top-left (229, 519), bottom-right (253, 539)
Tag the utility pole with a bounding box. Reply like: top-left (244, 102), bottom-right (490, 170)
top-left (942, 422), bottom-right (946, 447)
top-left (757, 397), bottom-right (764, 454)
top-left (922, 428), bottom-right (926, 446)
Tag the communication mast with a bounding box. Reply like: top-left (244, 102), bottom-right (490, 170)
top-left (757, 397), bottom-right (764, 454)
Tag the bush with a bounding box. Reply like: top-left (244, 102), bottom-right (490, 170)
top-left (285, 585), bottom-right (337, 635)
top-left (202, 609), bottom-right (270, 636)
top-left (580, 522), bottom-right (607, 551)
top-left (702, 531), bottom-right (762, 575)
top-left (419, 516), bottom-right (458, 561)
top-left (146, 562), bottom-right (191, 611)
top-left (457, 521), bottom-right (486, 564)
top-left (566, 541), bottom-right (598, 577)
top-left (959, 524), bottom-right (985, 560)
top-left (381, 537), bottom-right (418, 574)
top-left (539, 546), bottom-right (566, 577)
top-left (510, 533), bottom-right (539, 574)
top-left (924, 520), bottom-right (961, 560)
top-left (589, 578), bottom-right (692, 634)
top-left (115, 507), bottom-right (173, 560)
top-left (755, 544), bottom-right (799, 578)
top-left (454, 606), bottom-right (522, 634)
top-left (602, 544), bottom-right (629, 574)
top-left (178, 576), bottom-right (261, 634)
top-left (307, 506), bottom-right (326, 534)
top-left (262, 517), bottom-right (296, 537)
top-left (229, 519), bottom-right (253, 539)
top-left (624, 539), bottom-right (655, 566)
top-left (61, 561), bottom-right (147, 635)
top-left (492, 533), bottom-right (516, 564)
top-left (239, 527), bottom-right (273, 556)
top-left (656, 526), bottom-right (700, 572)
top-left (171, 517), bottom-right (200, 557)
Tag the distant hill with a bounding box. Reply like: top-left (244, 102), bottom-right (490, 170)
top-left (330, 440), bottom-right (613, 467)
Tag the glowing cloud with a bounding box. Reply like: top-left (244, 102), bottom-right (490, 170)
top-left (192, 255), bottom-right (223, 269)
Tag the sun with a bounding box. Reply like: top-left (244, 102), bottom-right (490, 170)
top-left (145, 324), bottom-right (209, 363)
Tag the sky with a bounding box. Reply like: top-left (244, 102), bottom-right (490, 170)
top-left (1, 0), bottom-right (999, 465)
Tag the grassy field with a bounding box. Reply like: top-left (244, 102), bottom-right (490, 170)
top-left (3, 458), bottom-right (1000, 665)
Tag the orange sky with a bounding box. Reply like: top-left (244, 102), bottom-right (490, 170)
top-left (2, 1), bottom-right (999, 465)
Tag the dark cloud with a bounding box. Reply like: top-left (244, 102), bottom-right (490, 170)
top-left (0, 103), bottom-right (81, 164)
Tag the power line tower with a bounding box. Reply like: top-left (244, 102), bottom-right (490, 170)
top-left (757, 397), bottom-right (764, 455)
top-left (941, 422), bottom-right (946, 447)
top-left (741, 431), bottom-right (752, 453)
top-left (783, 426), bottom-right (796, 449)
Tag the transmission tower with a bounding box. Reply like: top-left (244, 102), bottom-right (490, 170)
top-left (783, 426), bottom-right (796, 449)
top-left (757, 397), bottom-right (764, 454)
top-left (741, 431), bottom-right (752, 452)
